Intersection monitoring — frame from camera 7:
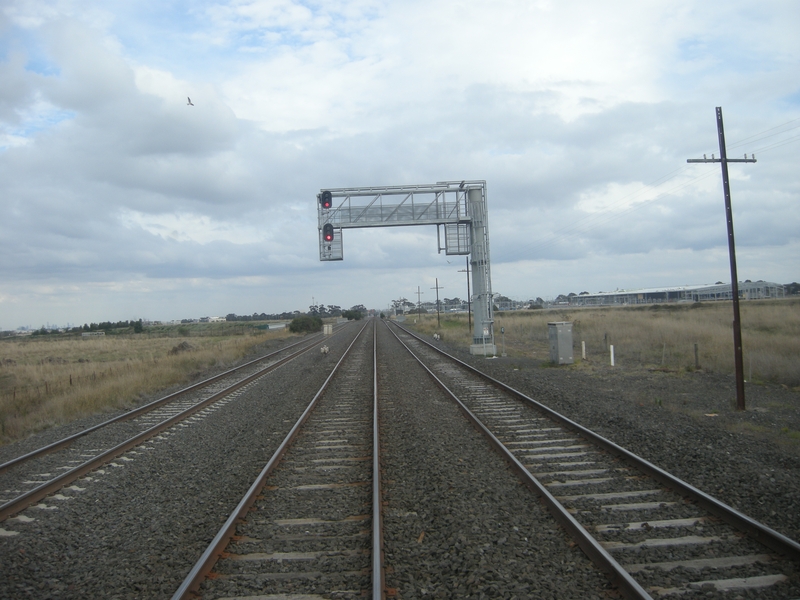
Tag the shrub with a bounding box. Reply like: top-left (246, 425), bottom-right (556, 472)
top-left (289, 315), bottom-right (323, 333)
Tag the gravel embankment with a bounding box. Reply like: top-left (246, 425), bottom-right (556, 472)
top-left (0, 326), bottom-right (361, 599)
top-left (426, 332), bottom-right (800, 546)
top-left (378, 323), bottom-right (613, 599)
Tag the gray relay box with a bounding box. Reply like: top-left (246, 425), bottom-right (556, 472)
top-left (548, 321), bottom-right (573, 365)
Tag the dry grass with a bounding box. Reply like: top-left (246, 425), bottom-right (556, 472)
top-left (406, 298), bottom-right (800, 387)
top-left (0, 325), bottom-right (292, 445)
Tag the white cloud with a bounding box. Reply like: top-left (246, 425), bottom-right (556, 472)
top-left (119, 208), bottom-right (266, 245)
top-left (0, 0), bottom-right (798, 328)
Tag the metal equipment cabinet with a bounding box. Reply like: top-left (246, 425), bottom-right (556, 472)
top-left (548, 322), bottom-right (573, 365)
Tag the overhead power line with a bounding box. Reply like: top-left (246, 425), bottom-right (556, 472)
top-left (520, 113), bottom-right (797, 258)
top-left (750, 134), bottom-right (800, 154)
top-left (726, 117), bottom-right (800, 150)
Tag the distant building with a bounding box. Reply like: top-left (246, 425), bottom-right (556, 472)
top-left (569, 281), bottom-right (785, 307)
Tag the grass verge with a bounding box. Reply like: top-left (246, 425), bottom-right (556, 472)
top-left (0, 323), bottom-right (293, 445)
top-left (402, 298), bottom-right (800, 387)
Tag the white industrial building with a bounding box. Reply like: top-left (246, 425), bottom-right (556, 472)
top-left (569, 281), bottom-right (785, 307)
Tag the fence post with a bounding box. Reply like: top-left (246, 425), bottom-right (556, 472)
top-left (581, 341), bottom-right (586, 360)
top-left (610, 345), bottom-right (615, 367)
top-left (694, 343), bottom-right (699, 369)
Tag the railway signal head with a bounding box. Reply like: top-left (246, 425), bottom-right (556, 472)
top-left (319, 190), bottom-right (333, 209)
top-left (323, 223), bottom-right (334, 242)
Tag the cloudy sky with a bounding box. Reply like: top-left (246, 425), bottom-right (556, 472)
top-left (1, 0), bottom-right (798, 328)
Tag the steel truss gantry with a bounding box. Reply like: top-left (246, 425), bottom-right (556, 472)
top-left (317, 180), bottom-right (496, 355)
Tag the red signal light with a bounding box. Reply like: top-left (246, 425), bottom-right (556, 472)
top-left (323, 223), bottom-right (334, 242)
top-left (319, 191), bottom-right (333, 209)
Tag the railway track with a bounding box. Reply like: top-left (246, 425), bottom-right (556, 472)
top-left (0, 326), bottom-right (346, 522)
top-left (387, 322), bottom-right (800, 599)
top-left (173, 319), bottom-right (381, 599)
top-left (4, 317), bottom-right (797, 598)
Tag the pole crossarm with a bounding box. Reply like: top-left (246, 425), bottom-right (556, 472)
top-left (687, 155), bottom-right (757, 164)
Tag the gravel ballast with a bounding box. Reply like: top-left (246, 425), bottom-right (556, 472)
top-left (378, 323), bottom-right (612, 599)
top-left (0, 326), bottom-right (361, 599)
top-left (421, 328), bottom-right (800, 547)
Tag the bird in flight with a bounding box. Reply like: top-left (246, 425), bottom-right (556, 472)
top-left (187, 97), bottom-right (194, 106)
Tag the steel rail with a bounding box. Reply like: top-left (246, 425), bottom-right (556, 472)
top-left (171, 319), bottom-right (372, 599)
top-left (372, 321), bottom-right (384, 600)
top-left (391, 322), bottom-right (800, 562)
top-left (0, 328), bottom-right (335, 522)
top-left (383, 321), bottom-right (653, 600)
top-left (0, 328), bottom-right (340, 475)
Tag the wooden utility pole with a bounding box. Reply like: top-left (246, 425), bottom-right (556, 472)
top-left (687, 107), bottom-right (757, 411)
top-left (431, 278), bottom-right (444, 327)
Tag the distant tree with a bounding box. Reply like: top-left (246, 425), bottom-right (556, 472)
top-left (342, 310), bottom-right (362, 321)
top-left (133, 319), bottom-right (143, 333)
top-left (289, 315), bottom-right (323, 333)
top-left (528, 298), bottom-right (544, 309)
top-left (308, 304), bottom-right (326, 317)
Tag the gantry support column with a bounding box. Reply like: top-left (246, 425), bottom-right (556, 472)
top-left (468, 187), bottom-right (496, 355)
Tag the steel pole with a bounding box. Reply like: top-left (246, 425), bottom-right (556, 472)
top-left (466, 257), bottom-right (471, 331)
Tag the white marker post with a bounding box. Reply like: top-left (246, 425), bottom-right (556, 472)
top-left (610, 345), bottom-right (615, 367)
